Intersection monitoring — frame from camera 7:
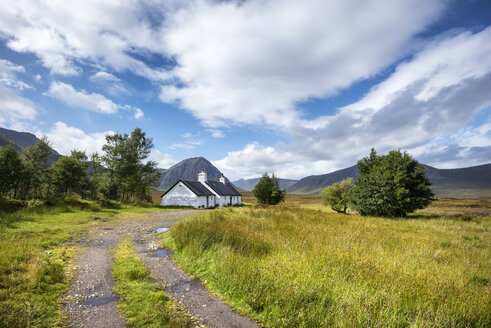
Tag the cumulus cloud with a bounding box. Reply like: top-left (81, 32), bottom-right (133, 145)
top-left (41, 121), bottom-right (113, 155)
top-left (0, 59), bottom-right (32, 90)
top-left (45, 81), bottom-right (119, 114)
top-left (214, 27), bottom-right (491, 179)
top-left (160, 0), bottom-right (444, 127)
top-left (0, 84), bottom-right (37, 127)
top-left (150, 149), bottom-right (177, 169)
top-left (0, 0), bottom-right (171, 79)
top-left (44, 81), bottom-right (144, 118)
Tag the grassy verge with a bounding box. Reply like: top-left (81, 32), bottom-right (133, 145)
top-left (0, 199), bottom-right (172, 327)
top-left (164, 200), bottom-right (491, 327)
top-left (112, 239), bottom-right (192, 328)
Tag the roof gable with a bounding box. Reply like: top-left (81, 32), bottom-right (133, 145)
top-left (161, 180), bottom-right (215, 197)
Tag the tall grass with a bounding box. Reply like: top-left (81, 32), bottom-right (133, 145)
top-left (0, 200), bottom-right (172, 327)
top-left (165, 201), bottom-right (491, 327)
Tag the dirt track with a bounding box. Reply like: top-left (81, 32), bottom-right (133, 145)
top-left (63, 210), bottom-right (259, 328)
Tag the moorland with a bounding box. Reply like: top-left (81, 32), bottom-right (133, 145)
top-left (0, 194), bottom-right (489, 327)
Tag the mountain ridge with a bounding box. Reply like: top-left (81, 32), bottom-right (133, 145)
top-left (157, 157), bottom-right (228, 190)
top-left (0, 127), bottom-right (61, 164)
top-left (286, 163), bottom-right (491, 198)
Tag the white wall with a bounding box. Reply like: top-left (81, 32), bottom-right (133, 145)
top-left (161, 182), bottom-right (215, 208)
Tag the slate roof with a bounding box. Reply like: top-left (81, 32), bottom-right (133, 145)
top-left (205, 180), bottom-right (242, 196)
top-left (161, 180), bottom-right (215, 197)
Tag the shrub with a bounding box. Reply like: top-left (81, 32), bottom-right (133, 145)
top-left (351, 149), bottom-right (434, 217)
top-left (320, 178), bottom-right (353, 213)
top-left (27, 199), bottom-right (45, 209)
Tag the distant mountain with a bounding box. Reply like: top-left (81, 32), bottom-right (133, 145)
top-left (0, 134), bottom-right (22, 152)
top-left (232, 177), bottom-right (298, 191)
top-left (422, 163), bottom-right (491, 198)
top-left (158, 157), bottom-right (227, 190)
top-left (0, 127), bottom-right (61, 164)
top-left (287, 165), bottom-right (360, 194)
top-left (287, 163), bottom-right (491, 198)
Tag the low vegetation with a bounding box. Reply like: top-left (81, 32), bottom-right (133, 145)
top-left (165, 198), bottom-right (491, 327)
top-left (112, 239), bottom-right (192, 328)
top-left (319, 178), bottom-right (353, 213)
top-left (0, 198), bottom-right (165, 327)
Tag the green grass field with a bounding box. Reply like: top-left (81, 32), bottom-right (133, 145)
top-left (164, 197), bottom-right (491, 327)
top-left (0, 199), bottom-right (168, 328)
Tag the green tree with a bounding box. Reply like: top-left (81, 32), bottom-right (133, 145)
top-left (87, 152), bottom-right (104, 200)
top-left (320, 178), bottom-right (353, 213)
top-left (19, 137), bottom-right (53, 199)
top-left (253, 173), bottom-right (285, 205)
top-left (0, 144), bottom-right (24, 198)
top-left (51, 151), bottom-right (88, 196)
top-left (102, 128), bottom-right (161, 201)
top-left (350, 149), bottom-right (434, 217)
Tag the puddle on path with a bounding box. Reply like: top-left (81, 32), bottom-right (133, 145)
top-left (172, 283), bottom-right (191, 293)
top-left (170, 280), bottom-right (201, 293)
top-left (84, 295), bottom-right (119, 307)
top-left (155, 227), bottom-right (169, 233)
top-left (148, 248), bottom-right (173, 257)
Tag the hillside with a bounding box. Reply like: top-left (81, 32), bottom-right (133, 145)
top-left (0, 127), bottom-right (61, 164)
top-left (422, 163), bottom-right (491, 197)
top-left (287, 163), bottom-right (491, 198)
top-left (287, 165), bottom-right (360, 194)
top-left (232, 178), bottom-right (298, 191)
top-left (158, 157), bottom-right (227, 190)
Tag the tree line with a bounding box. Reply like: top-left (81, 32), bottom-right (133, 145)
top-left (0, 128), bottom-right (160, 202)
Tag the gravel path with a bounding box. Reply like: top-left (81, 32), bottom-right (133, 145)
top-left (135, 232), bottom-right (260, 328)
top-left (63, 210), bottom-right (259, 328)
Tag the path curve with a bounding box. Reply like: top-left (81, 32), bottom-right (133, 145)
top-left (63, 210), bottom-right (259, 328)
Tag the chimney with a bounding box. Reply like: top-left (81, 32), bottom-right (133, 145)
top-left (198, 169), bottom-right (207, 182)
top-left (219, 173), bottom-right (226, 184)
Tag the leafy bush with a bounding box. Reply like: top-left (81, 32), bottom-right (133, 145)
top-left (351, 149), bottom-right (434, 217)
top-left (27, 199), bottom-right (45, 209)
top-left (320, 178), bottom-right (353, 213)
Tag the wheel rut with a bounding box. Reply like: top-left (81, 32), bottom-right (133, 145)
top-left (63, 210), bottom-right (259, 328)
top-left (135, 234), bottom-right (260, 328)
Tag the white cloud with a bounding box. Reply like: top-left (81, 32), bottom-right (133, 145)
top-left (0, 58), bottom-right (32, 90)
top-left (215, 27), bottom-right (491, 179)
top-left (0, 0), bottom-right (171, 79)
top-left (150, 149), bottom-right (177, 169)
top-left (0, 84), bottom-right (37, 127)
top-left (169, 140), bottom-right (203, 150)
top-left (160, 0), bottom-right (444, 127)
top-left (169, 132), bottom-right (202, 150)
top-left (90, 71), bottom-right (120, 82)
top-left (44, 81), bottom-right (143, 119)
top-left (41, 121), bottom-right (113, 155)
top-left (133, 107), bottom-right (144, 119)
top-left (208, 129), bottom-right (224, 138)
top-left (45, 81), bottom-right (119, 114)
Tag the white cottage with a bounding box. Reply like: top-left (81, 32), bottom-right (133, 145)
top-left (160, 170), bottom-right (242, 208)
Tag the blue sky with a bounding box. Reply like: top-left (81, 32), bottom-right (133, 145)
top-left (1, 0), bottom-right (490, 180)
